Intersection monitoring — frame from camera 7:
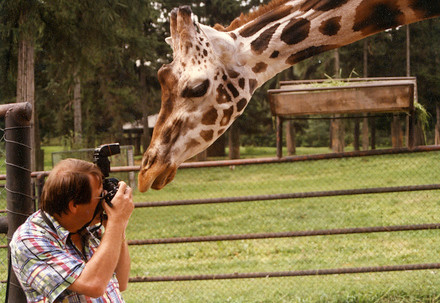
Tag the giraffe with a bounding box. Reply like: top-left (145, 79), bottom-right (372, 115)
top-left (138, 0), bottom-right (440, 192)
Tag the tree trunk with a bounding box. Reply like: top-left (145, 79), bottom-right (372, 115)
top-left (334, 48), bottom-right (340, 77)
top-left (363, 39), bottom-right (368, 77)
top-left (228, 123), bottom-right (240, 159)
top-left (195, 150), bottom-right (207, 161)
top-left (391, 114), bottom-right (402, 148)
top-left (331, 115), bottom-right (344, 153)
top-left (370, 117), bottom-right (376, 150)
top-left (362, 117), bottom-right (369, 150)
top-left (73, 73), bottom-right (82, 147)
top-left (436, 104), bottom-right (440, 145)
top-left (414, 121), bottom-right (426, 146)
top-left (330, 49), bottom-right (343, 152)
top-left (17, 23), bottom-right (40, 171)
top-left (361, 39), bottom-right (369, 151)
top-left (353, 118), bottom-right (360, 151)
top-left (207, 135), bottom-right (225, 157)
top-left (286, 120), bottom-right (296, 155)
top-left (406, 25), bottom-right (411, 77)
top-left (139, 65), bottom-right (151, 154)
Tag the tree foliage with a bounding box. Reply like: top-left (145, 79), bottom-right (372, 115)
top-left (1, 1), bottom-right (440, 148)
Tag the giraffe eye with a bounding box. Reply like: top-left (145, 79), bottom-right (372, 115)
top-left (181, 79), bottom-right (210, 98)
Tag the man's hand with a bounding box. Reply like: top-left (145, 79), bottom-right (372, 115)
top-left (103, 181), bottom-right (134, 231)
top-left (69, 181), bottom-right (134, 298)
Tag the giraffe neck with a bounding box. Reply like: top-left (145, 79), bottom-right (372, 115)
top-left (225, 0), bottom-right (439, 87)
top-left (137, 1), bottom-right (440, 192)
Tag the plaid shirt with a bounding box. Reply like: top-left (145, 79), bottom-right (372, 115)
top-left (10, 210), bottom-right (125, 303)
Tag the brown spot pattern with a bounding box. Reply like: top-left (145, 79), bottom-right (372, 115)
top-left (286, 45), bottom-right (337, 65)
top-left (249, 79), bottom-right (258, 94)
top-left (409, 0), bottom-right (440, 18)
top-left (187, 139), bottom-right (200, 150)
top-left (184, 41), bottom-right (193, 55)
top-left (157, 96), bottom-right (173, 126)
top-left (300, 0), bottom-right (348, 11)
top-left (252, 62), bottom-right (268, 73)
top-left (200, 130), bottom-right (214, 142)
top-left (227, 69), bottom-right (240, 78)
top-left (220, 107), bottom-right (234, 126)
top-left (227, 83), bottom-right (240, 98)
top-left (236, 98), bottom-right (247, 112)
top-left (162, 118), bottom-right (183, 146)
top-left (216, 84), bottom-right (232, 104)
top-left (162, 126), bottom-right (172, 145)
top-left (319, 17), bottom-right (342, 36)
top-left (270, 51), bottom-right (279, 58)
top-left (281, 18), bottom-right (310, 45)
top-left (238, 78), bottom-right (245, 89)
top-left (239, 4), bottom-right (291, 37)
top-left (202, 108), bottom-right (218, 125)
top-left (353, 1), bottom-right (404, 35)
top-left (251, 23), bottom-right (280, 55)
top-left (156, 66), bottom-right (177, 127)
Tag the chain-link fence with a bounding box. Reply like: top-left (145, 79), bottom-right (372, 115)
top-left (0, 121), bottom-right (8, 301)
top-left (52, 145), bottom-right (136, 188)
top-left (4, 131), bottom-right (440, 301)
top-left (1, 102), bottom-right (33, 303)
top-left (123, 147), bottom-right (440, 302)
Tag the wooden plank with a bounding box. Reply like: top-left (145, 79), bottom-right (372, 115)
top-left (269, 83), bottom-right (414, 116)
top-left (279, 77), bottom-right (416, 88)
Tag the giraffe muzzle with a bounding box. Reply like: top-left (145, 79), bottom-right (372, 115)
top-left (138, 159), bottom-right (178, 192)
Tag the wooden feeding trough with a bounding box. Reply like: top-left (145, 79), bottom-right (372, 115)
top-left (268, 77), bottom-right (417, 157)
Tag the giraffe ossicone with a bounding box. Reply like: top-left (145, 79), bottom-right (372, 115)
top-left (138, 0), bottom-right (440, 192)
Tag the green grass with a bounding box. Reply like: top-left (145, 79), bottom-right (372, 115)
top-left (42, 145), bottom-right (66, 169)
top-left (122, 149), bottom-right (440, 302)
top-left (3, 145), bottom-right (440, 302)
top-left (123, 272), bottom-right (440, 303)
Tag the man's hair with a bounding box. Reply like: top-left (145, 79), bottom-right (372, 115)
top-left (40, 158), bottom-right (103, 216)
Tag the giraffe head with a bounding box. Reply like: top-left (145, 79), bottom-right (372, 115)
top-left (138, 6), bottom-right (256, 192)
top-left (138, 1), bottom-right (440, 192)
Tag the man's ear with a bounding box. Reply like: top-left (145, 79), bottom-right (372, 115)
top-left (67, 200), bottom-right (78, 215)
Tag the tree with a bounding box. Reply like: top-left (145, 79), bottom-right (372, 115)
top-left (0, 0), bottom-right (44, 170)
top-left (23, 0), bottom-right (166, 152)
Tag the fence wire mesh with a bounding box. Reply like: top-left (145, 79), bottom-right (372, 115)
top-left (52, 145), bottom-right (136, 188)
top-left (124, 149), bottom-right (440, 302)
top-left (0, 126), bottom-right (8, 301)
top-left (4, 144), bottom-right (440, 302)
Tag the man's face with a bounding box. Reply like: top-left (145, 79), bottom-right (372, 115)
top-left (76, 175), bottom-right (103, 225)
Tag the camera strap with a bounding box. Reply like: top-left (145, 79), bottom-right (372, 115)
top-left (40, 210), bottom-right (88, 260)
top-left (75, 202), bottom-right (105, 234)
top-left (40, 210), bottom-right (57, 234)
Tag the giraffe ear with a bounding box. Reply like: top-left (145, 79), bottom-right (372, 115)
top-left (165, 37), bottom-right (173, 46)
top-left (198, 24), bottom-right (244, 66)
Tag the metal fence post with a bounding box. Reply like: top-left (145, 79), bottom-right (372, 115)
top-left (4, 102), bottom-right (33, 303)
top-left (127, 146), bottom-right (135, 188)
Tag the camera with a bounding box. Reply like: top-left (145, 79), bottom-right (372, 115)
top-left (93, 143), bottom-right (121, 207)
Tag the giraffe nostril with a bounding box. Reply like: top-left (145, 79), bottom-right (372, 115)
top-left (141, 156), bottom-right (148, 168)
top-left (141, 153), bottom-right (157, 171)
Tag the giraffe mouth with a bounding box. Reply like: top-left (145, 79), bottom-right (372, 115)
top-left (138, 161), bottom-right (178, 192)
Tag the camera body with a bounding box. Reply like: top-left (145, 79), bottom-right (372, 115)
top-left (93, 143), bottom-right (121, 207)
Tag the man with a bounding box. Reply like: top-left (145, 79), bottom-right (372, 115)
top-left (10, 158), bottom-right (134, 302)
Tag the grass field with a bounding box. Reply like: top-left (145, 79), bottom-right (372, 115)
top-left (2, 146), bottom-right (440, 302)
top-left (121, 148), bottom-right (440, 302)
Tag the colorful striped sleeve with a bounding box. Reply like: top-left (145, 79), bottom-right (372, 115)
top-left (13, 235), bottom-right (85, 302)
